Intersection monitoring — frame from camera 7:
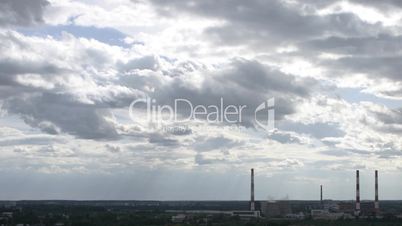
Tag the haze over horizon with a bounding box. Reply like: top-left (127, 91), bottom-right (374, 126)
top-left (1, 0), bottom-right (402, 201)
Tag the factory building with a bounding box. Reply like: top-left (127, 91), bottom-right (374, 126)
top-left (261, 201), bottom-right (291, 218)
top-left (243, 169), bottom-right (381, 219)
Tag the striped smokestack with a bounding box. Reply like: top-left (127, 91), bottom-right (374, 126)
top-left (375, 170), bottom-right (379, 214)
top-left (356, 170), bottom-right (360, 216)
top-left (320, 185), bottom-right (323, 204)
top-left (250, 168), bottom-right (255, 211)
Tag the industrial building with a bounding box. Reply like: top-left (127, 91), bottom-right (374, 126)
top-left (166, 168), bottom-right (383, 221)
top-left (309, 170), bottom-right (381, 219)
top-left (246, 168), bottom-right (382, 219)
top-left (260, 201), bottom-right (291, 218)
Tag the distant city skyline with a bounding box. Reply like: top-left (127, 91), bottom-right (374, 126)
top-left (1, 0), bottom-right (402, 200)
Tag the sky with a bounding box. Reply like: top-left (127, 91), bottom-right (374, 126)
top-left (1, 0), bottom-right (402, 201)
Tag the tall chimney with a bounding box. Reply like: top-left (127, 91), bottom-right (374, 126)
top-left (355, 170), bottom-right (360, 216)
top-left (320, 185), bottom-right (323, 204)
top-left (250, 168), bottom-right (255, 211)
top-left (375, 170), bottom-right (379, 214)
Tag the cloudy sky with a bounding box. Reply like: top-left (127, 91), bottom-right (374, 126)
top-left (1, 0), bottom-right (402, 201)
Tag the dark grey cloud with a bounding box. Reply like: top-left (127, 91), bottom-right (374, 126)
top-left (299, 34), bottom-right (402, 98)
top-left (4, 93), bottom-right (120, 140)
top-left (138, 59), bottom-right (316, 127)
top-left (374, 108), bottom-right (402, 125)
top-left (305, 35), bottom-right (402, 57)
top-left (148, 133), bottom-right (179, 146)
top-left (0, 58), bottom-right (62, 83)
top-left (302, 0), bottom-right (402, 11)
top-left (349, 0), bottom-right (402, 11)
top-left (322, 55), bottom-right (402, 82)
top-left (36, 121), bottom-right (60, 135)
top-left (149, 0), bottom-right (382, 49)
top-left (371, 108), bottom-right (402, 134)
top-left (216, 59), bottom-right (310, 97)
top-left (377, 149), bottom-right (402, 159)
top-left (0, 57), bottom-right (67, 99)
top-left (122, 57), bottom-right (314, 130)
top-left (0, 0), bottom-right (49, 27)
top-left (105, 144), bottom-right (121, 153)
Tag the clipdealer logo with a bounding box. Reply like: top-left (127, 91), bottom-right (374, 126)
top-left (254, 98), bottom-right (275, 132)
top-left (128, 97), bottom-right (275, 132)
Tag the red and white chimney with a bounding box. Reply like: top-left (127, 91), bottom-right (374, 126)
top-left (375, 170), bottom-right (379, 214)
top-left (250, 168), bottom-right (255, 211)
top-left (320, 185), bottom-right (323, 204)
top-left (355, 170), bottom-right (360, 216)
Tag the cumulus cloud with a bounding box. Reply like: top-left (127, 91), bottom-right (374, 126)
top-left (132, 58), bottom-right (315, 128)
top-left (149, 0), bottom-right (382, 48)
top-left (4, 93), bottom-right (121, 139)
top-left (0, 31), bottom-right (143, 139)
top-left (144, 0), bottom-right (402, 101)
